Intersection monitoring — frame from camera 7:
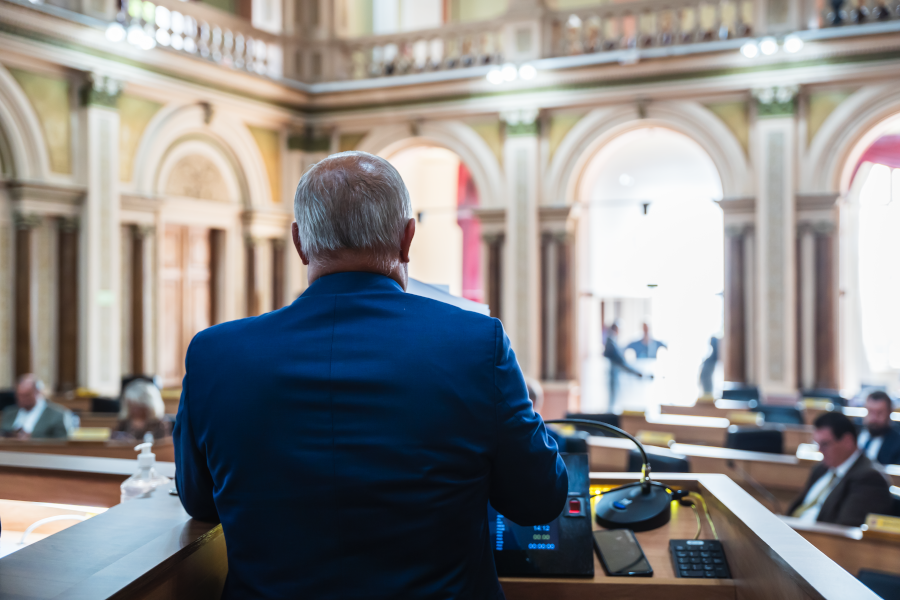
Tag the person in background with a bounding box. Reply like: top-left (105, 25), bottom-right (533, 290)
top-left (626, 322), bottom-right (667, 359)
top-left (788, 412), bottom-right (892, 526)
top-left (112, 379), bottom-right (171, 442)
top-left (604, 323), bottom-right (646, 411)
top-left (0, 374), bottom-right (74, 439)
top-left (699, 337), bottom-right (720, 396)
top-left (858, 391), bottom-right (900, 466)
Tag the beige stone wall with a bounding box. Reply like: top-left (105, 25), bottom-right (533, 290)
top-left (248, 126), bottom-right (282, 204)
top-left (8, 68), bottom-right (71, 175)
top-left (118, 94), bottom-right (162, 183)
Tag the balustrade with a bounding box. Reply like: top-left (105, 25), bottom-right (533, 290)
top-left (108, 0), bottom-right (282, 78)
top-left (546, 0), bottom-right (755, 57)
top-left (12, 0), bottom-right (900, 83)
top-left (338, 23), bottom-right (505, 80)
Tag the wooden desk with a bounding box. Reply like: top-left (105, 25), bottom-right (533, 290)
top-left (0, 451), bottom-right (174, 507)
top-left (781, 516), bottom-right (900, 578)
top-left (0, 455), bottom-right (878, 600)
top-left (660, 400), bottom-right (754, 419)
top-left (620, 413), bottom-right (814, 454)
top-left (0, 438), bottom-right (175, 462)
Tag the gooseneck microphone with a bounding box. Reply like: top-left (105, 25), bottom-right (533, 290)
top-left (545, 418), bottom-right (675, 532)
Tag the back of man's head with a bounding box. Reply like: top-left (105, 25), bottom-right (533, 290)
top-left (293, 151), bottom-right (412, 264)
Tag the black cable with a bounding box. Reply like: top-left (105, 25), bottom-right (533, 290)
top-left (544, 418), bottom-right (653, 490)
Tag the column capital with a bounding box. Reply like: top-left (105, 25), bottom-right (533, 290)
top-left (131, 223), bottom-right (154, 239)
top-left (81, 74), bottom-right (124, 108)
top-left (288, 127), bottom-right (331, 152)
top-left (752, 86), bottom-right (798, 118)
top-left (482, 232), bottom-right (505, 244)
top-left (13, 212), bottom-right (42, 230)
top-left (58, 216), bottom-right (80, 233)
top-left (501, 108), bottom-right (539, 136)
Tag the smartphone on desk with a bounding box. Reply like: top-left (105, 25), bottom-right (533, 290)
top-left (593, 529), bottom-right (653, 577)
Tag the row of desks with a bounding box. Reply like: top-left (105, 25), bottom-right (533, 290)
top-left (618, 412), bottom-right (815, 454)
top-left (659, 400), bottom-right (881, 428)
top-left (0, 451), bottom-right (884, 600)
top-left (588, 436), bottom-right (900, 495)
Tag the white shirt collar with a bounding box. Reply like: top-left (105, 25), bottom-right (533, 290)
top-left (832, 447), bottom-right (863, 478)
top-left (12, 397), bottom-right (47, 434)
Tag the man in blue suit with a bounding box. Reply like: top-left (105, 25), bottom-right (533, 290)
top-left (174, 151), bottom-right (567, 599)
top-left (859, 391), bottom-right (900, 466)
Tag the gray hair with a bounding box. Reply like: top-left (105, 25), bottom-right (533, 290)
top-left (293, 151), bottom-right (412, 261)
top-left (120, 379), bottom-right (165, 421)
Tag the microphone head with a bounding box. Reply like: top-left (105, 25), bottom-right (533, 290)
top-left (594, 482), bottom-right (672, 532)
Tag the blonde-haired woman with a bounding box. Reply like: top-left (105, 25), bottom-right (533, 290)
top-left (112, 379), bottom-right (171, 442)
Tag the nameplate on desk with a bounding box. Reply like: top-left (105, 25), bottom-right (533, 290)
top-left (800, 398), bottom-right (835, 411)
top-left (727, 411), bottom-right (763, 426)
top-left (862, 514), bottom-right (900, 542)
top-left (636, 430), bottom-right (675, 447)
top-left (696, 395), bottom-right (716, 404)
top-left (70, 427), bottom-right (112, 441)
top-left (621, 410), bottom-right (645, 418)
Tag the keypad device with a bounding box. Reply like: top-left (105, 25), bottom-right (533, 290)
top-left (669, 540), bottom-right (731, 579)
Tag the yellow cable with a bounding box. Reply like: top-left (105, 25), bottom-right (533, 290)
top-left (689, 492), bottom-right (718, 540)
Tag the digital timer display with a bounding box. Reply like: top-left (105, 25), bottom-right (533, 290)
top-left (488, 506), bottom-right (559, 551)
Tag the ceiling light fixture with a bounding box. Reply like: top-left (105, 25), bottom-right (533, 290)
top-left (759, 36), bottom-right (778, 56)
top-left (783, 34), bottom-right (804, 53)
top-left (105, 22), bottom-right (126, 42)
top-left (740, 41), bottom-right (759, 58)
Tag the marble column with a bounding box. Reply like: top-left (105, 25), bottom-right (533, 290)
top-left (272, 239), bottom-right (286, 310)
top-left (79, 74), bottom-right (123, 396)
top-left (502, 108), bottom-right (540, 377)
top-left (813, 223), bottom-right (838, 390)
top-left (539, 205), bottom-right (574, 382)
top-left (57, 217), bottom-right (79, 391)
top-left (724, 225), bottom-right (747, 383)
top-left (753, 86), bottom-right (798, 396)
top-left (245, 236), bottom-right (273, 316)
top-left (473, 208), bottom-right (506, 321)
top-left (13, 212), bottom-right (41, 378)
top-left (719, 198), bottom-right (756, 385)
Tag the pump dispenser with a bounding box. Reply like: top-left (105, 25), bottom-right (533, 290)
top-left (120, 442), bottom-right (172, 502)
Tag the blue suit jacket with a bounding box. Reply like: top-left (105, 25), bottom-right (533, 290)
top-left (877, 427), bottom-right (900, 466)
top-left (175, 272), bottom-right (567, 599)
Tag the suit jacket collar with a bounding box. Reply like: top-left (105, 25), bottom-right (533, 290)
top-left (299, 272), bottom-right (404, 298)
top-left (818, 452), bottom-right (873, 520)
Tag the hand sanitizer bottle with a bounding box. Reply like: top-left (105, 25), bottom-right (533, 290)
top-left (120, 442), bottom-right (172, 502)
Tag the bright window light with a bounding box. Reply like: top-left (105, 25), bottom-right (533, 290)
top-left (784, 34), bottom-right (803, 53)
top-left (105, 22), bottom-right (126, 43)
top-left (127, 23), bottom-right (143, 45)
top-left (501, 63), bottom-right (517, 82)
top-left (740, 41), bottom-right (758, 58)
top-left (759, 37), bottom-right (778, 55)
top-left (859, 164), bottom-right (900, 372)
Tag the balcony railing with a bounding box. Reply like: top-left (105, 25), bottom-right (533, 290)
top-left (335, 21), bottom-right (506, 80)
top-left (108, 0), bottom-right (282, 78)
top-left (545, 0), bottom-right (755, 57)
top-left (8, 0), bottom-right (900, 84)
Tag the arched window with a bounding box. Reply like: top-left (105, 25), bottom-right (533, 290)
top-left (576, 127), bottom-right (724, 411)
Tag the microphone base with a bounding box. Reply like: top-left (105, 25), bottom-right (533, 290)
top-left (594, 481), bottom-right (672, 532)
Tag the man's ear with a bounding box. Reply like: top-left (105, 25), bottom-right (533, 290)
top-left (292, 222), bottom-right (309, 266)
top-left (399, 218), bottom-right (415, 264)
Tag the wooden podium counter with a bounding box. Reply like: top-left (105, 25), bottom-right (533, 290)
top-left (0, 455), bottom-right (880, 600)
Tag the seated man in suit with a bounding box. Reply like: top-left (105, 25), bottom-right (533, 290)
top-left (175, 151), bottom-right (567, 599)
top-left (858, 391), bottom-right (900, 466)
top-left (1, 374), bottom-right (73, 439)
top-left (788, 412), bottom-right (892, 526)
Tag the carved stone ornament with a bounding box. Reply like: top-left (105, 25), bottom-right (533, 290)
top-left (752, 86), bottom-right (799, 117)
top-left (501, 108), bottom-right (539, 137)
top-left (13, 212), bottom-right (42, 230)
top-left (164, 154), bottom-right (230, 202)
top-left (81, 74), bottom-right (124, 108)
